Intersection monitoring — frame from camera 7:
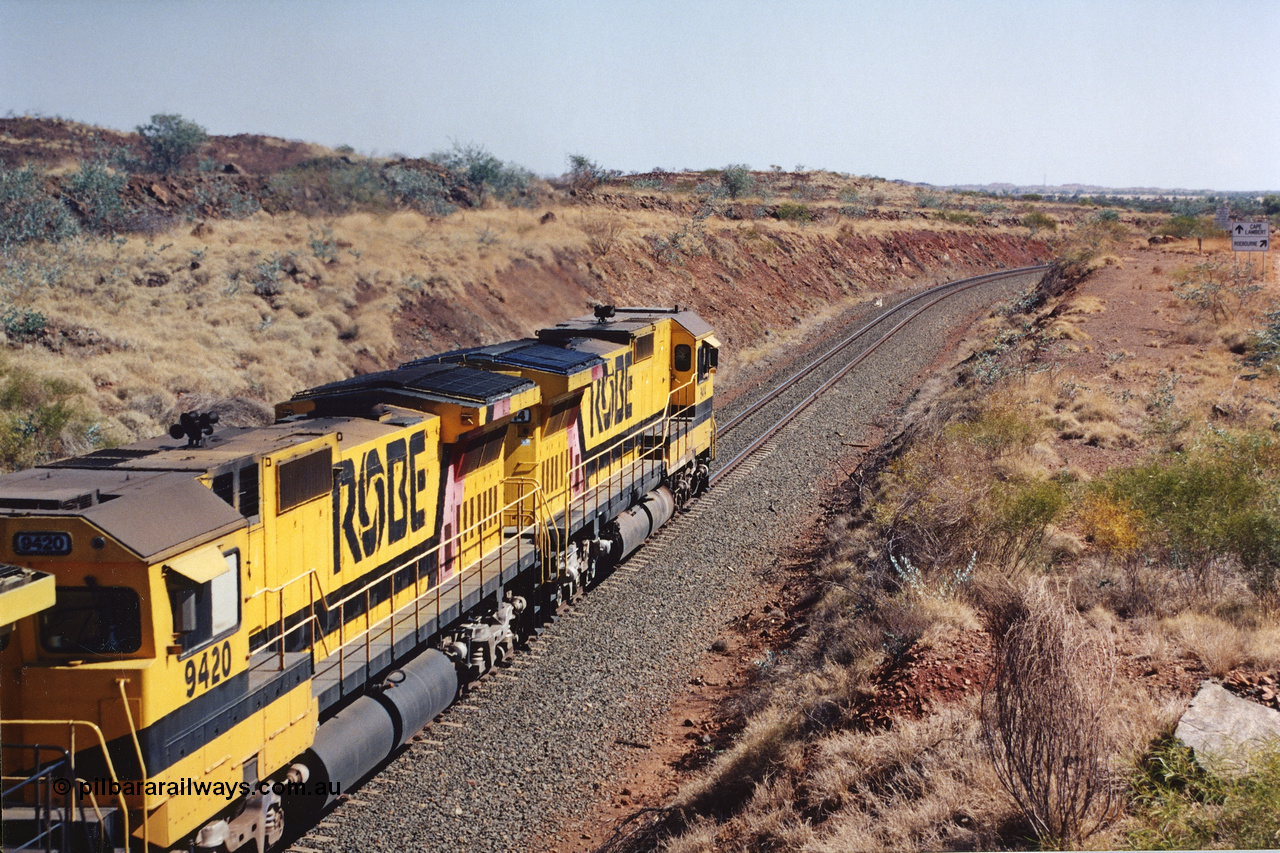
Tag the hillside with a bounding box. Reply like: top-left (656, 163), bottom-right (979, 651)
top-left (0, 116), bottom-right (1057, 468)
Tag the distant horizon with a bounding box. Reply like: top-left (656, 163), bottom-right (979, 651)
top-left (3, 2), bottom-right (1275, 194)
top-left (6, 110), bottom-right (1275, 200)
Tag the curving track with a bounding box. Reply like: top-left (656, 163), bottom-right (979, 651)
top-left (284, 264), bottom-right (1050, 853)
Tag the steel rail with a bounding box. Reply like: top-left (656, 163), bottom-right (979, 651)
top-left (710, 264), bottom-right (1050, 486)
top-left (716, 265), bottom-right (1050, 439)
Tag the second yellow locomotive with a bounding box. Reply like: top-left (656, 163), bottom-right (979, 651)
top-left (0, 306), bottom-right (716, 852)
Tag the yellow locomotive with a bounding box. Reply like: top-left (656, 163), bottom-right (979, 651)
top-left (0, 306), bottom-right (717, 852)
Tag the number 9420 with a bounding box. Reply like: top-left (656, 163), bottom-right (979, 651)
top-left (184, 641), bottom-right (232, 697)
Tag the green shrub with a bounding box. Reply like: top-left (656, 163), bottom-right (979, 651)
top-left (718, 164), bottom-right (755, 199)
top-left (774, 202), bottom-right (811, 223)
top-left (429, 142), bottom-right (531, 205)
top-left (0, 307), bottom-right (46, 341)
top-left (1128, 736), bottom-right (1280, 850)
top-left (384, 165), bottom-right (454, 216)
top-left (1246, 305), bottom-right (1280, 368)
top-left (250, 254), bottom-right (284, 297)
top-left (1021, 211), bottom-right (1057, 235)
top-left (565, 154), bottom-right (618, 192)
top-left (62, 161), bottom-right (129, 233)
top-left (1160, 213), bottom-right (1214, 239)
top-left (136, 113), bottom-right (208, 173)
top-left (1099, 434), bottom-right (1280, 592)
top-left (0, 166), bottom-right (80, 250)
top-left (0, 359), bottom-right (99, 470)
top-left (914, 190), bottom-right (943, 209)
top-left (190, 181), bottom-right (259, 220)
top-left (308, 227), bottom-right (339, 262)
top-left (267, 158), bottom-right (388, 213)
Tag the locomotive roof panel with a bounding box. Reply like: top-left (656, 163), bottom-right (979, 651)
top-left (294, 362), bottom-right (536, 406)
top-left (38, 418), bottom-right (373, 473)
top-left (537, 307), bottom-right (714, 344)
top-left (406, 340), bottom-right (605, 376)
top-left (0, 469), bottom-right (245, 560)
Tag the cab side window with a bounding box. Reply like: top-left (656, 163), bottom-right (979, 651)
top-left (168, 551), bottom-right (241, 655)
top-left (674, 344), bottom-right (692, 372)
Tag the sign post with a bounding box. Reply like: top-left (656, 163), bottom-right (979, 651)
top-left (1231, 222), bottom-right (1270, 281)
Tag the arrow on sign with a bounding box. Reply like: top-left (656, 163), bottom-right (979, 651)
top-left (1236, 224), bottom-right (1245, 234)
top-left (1262, 239), bottom-right (1269, 249)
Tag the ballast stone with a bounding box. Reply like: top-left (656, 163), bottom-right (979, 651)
top-left (1175, 680), bottom-right (1280, 776)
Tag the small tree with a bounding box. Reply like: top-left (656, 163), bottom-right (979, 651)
top-left (429, 142), bottom-right (530, 205)
top-left (137, 113), bottom-right (208, 173)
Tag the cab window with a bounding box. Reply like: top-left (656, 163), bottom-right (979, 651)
top-left (697, 343), bottom-right (718, 381)
top-left (40, 586), bottom-right (143, 655)
top-left (674, 344), bottom-right (692, 372)
top-left (168, 551), bottom-right (241, 655)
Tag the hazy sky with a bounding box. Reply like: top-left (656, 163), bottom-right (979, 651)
top-left (3, 0), bottom-right (1277, 191)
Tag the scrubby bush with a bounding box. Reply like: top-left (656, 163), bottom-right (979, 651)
top-left (307, 227), bottom-right (339, 262)
top-left (0, 307), bottom-right (46, 341)
top-left (0, 359), bottom-right (99, 470)
top-left (266, 158), bottom-right (386, 213)
top-left (1159, 213), bottom-right (1214, 240)
top-left (136, 113), bottom-right (208, 173)
top-left (429, 142), bottom-right (531, 205)
top-left (1097, 433), bottom-right (1280, 593)
top-left (774, 202), bottom-right (811, 223)
top-left (250, 254), bottom-right (285, 297)
top-left (384, 165), bottom-right (454, 216)
top-left (564, 154), bottom-right (618, 192)
top-left (981, 579), bottom-right (1122, 847)
top-left (62, 160), bottom-right (129, 233)
top-left (1246, 305), bottom-right (1280, 368)
top-left (718, 164), bottom-right (755, 199)
top-left (0, 166), bottom-right (80, 250)
top-left (1021, 211), bottom-right (1057, 235)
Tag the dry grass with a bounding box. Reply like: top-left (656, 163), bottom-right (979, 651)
top-left (1156, 611), bottom-right (1280, 676)
top-left (800, 700), bottom-right (1016, 853)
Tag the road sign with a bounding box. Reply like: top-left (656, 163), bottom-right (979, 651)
top-left (1232, 221), bottom-right (1270, 252)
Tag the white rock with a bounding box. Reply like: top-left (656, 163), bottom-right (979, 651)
top-left (1175, 681), bottom-right (1280, 777)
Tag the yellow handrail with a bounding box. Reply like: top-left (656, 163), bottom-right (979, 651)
top-left (116, 678), bottom-right (148, 850)
top-left (3, 719), bottom-right (131, 849)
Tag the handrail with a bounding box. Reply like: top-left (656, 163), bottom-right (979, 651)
top-left (115, 679), bottom-right (148, 850)
top-left (245, 379), bottom-right (709, 681)
top-left (2, 720), bottom-right (131, 850)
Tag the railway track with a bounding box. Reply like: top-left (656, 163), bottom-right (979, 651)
top-left (712, 264), bottom-right (1050, 482)
top-left (285, 264), bottom-right (1050, 853)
